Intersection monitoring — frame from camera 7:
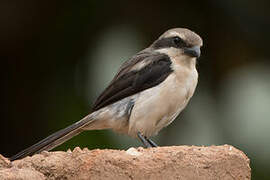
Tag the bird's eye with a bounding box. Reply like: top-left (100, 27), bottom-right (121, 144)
top-left (173, 36), bottom-right (182, 46)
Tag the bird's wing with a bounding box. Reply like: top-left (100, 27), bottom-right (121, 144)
top-left (92, 52), bottom-right (173, 111)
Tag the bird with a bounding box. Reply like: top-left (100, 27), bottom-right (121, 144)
top-left (10, 28), bottom-right (203, 161)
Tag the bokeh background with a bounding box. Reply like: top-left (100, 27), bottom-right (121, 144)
top-left (1, 0), bottom-right (270, 179)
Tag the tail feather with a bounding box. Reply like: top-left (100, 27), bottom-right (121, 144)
top-left (10, 114), bottom-right (95, 161)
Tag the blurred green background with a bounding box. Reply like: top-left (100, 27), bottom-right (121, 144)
top-left (1, 0), bottom-right (270, 179)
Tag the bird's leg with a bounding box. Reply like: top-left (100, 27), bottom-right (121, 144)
top-left (146, 138), bottom-right (158, 147)
top-left (137, 132), bottom-right (152, 148)
top-left (137, 132), bottom-right (158, 148)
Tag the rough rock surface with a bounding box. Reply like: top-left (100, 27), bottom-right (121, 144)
top-left (0, 145), bottom-right (250, 180)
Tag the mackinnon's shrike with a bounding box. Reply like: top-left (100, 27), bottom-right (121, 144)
top-left (11, 28), bottom-right (202, 161)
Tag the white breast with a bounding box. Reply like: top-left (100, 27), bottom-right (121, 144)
top-left (127, 62), bottom-right (198, 138)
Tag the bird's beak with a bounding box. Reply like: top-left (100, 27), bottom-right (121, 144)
top-left (183, 46), bottom-right (201, 58)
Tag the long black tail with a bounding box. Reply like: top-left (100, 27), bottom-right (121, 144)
top-left (10, 114), bottom-right (95, 161)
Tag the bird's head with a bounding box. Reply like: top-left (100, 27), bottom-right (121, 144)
top-left (151, 28), bottom-right (203, 59)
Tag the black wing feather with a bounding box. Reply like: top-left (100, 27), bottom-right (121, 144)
top-left (92, 53), bottom-right (172, 111)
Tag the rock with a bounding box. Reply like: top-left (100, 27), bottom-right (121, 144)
top-left (0, 168), bottom-right (45, 180)
top-left (0, 154), bottom-right (11, 169)
top-left (0, 145), bottom-right (251, 180)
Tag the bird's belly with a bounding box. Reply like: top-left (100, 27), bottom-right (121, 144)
top-left (128, 73), bottom-right (197, 138)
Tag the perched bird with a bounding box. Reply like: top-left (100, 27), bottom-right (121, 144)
top-left (11, 28), bottom-right (203, 161)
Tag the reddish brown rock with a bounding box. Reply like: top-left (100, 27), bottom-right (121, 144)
top-left (0, 145), bottom-right (251, 180)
